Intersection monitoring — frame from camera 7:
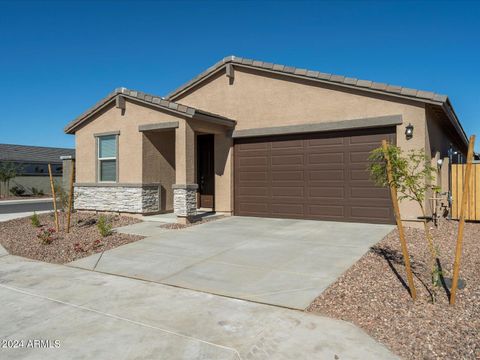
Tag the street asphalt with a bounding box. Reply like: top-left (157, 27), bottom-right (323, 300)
top-left (0, 199), bottom-right (53, 214)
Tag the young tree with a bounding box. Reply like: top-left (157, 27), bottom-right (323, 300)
top-left (52, 180), bottom-right (69, 230)
top-left (369, 145), bottom-right (441, 300)
top-left (0, 162), bottom-right (20, 197)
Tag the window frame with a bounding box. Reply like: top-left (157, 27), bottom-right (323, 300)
top-left (96, 133), bottom-right (119, 183)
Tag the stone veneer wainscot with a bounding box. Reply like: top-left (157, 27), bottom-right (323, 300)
top-left (173, 184), bottom-right (198, 217)
top-left (74, 184), bottom-right (160, 214)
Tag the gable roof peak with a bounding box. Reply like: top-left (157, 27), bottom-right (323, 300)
top-left (64, 87), bottom-right (234, 134)
top-left (166, 55), bottom-right (449, 105)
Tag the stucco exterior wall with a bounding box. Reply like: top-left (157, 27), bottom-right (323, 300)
top-left (214, 132), bottom-right (233, 213)
top-left (142, 131), bottom-right (176, 212)
top-left (72, 66), bottom-right (462, 223)
top-left (75, 99), bottom-right (187, 213)
top-left (174, 68), bottom-right (426, 147)
top-left (174, 67), bottom-right (429, 221)
top-left (425, 105), bottom-right (467, 218)
top-left (75, 99), bottom-right (185, 184)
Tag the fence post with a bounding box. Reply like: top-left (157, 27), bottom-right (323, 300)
top-left (450, 135), bottom-right (476, 305)
top-left (382, 140), bottom-right (417, 300)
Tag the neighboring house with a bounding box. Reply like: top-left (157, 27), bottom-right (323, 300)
top-left (65, 56), bottom-right (468, 226)
top-left (0, 144), bottom-right (75, 196)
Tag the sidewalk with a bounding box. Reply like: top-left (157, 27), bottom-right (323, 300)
top-left (0, 255), bottom-right (398, 359)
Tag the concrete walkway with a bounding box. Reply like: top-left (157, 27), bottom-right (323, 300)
top-left (0, 244), bottom-right (7, 257)
top-left (0, 255), bottom-right (398, 359)
top-left (70, 216), bottom-right (393, 309)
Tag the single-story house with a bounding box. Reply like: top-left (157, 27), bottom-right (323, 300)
top-left (0, 143), bottom-right (75, 196)
top-left (65, 56), bottom-right (468, 226)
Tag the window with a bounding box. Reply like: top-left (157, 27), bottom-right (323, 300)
top-left (98, 135), bottom-right (117, 182)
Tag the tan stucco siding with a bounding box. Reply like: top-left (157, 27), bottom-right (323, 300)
top-left (75, 99), bottom-right (182, 184)
top-left (174, 66), bottom-right (428, 174)
top-left (425, 106), bottom-right (466, 203)
top-left (175, 68), bottom-right (425, 142)
top-left (175, 67), bottom-right (429, 221)
top-left (425, 105), bottom-right (465, 159)
top-left (214, 132), bottom-right (233, 213)
top-left (142, 131), bottom-right (175, 211)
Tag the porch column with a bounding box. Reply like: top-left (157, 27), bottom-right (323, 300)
top-left (173, 119), bottom-right (197, 222)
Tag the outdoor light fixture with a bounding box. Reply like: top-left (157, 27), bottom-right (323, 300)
top-left (405, 123), bottom-right (414, 140)
top-left (437, 158), bottom-right (443, 167)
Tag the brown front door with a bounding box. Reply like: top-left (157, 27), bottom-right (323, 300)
top-left (234, 127), bottom-right (396, 224)
top-left (197, 134), bottom-right (215, 209)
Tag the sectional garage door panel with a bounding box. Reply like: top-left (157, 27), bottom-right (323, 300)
top-left (234, 127), bottom-right (395, 224)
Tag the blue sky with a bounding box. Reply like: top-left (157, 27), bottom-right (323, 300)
top-left (0, 0), bottom-right (479, 149)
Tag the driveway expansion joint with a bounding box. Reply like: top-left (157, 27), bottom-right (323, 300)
top-left (0, 282), bottom-right (242, 359)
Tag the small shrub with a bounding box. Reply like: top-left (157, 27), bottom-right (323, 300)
top-left (30, 212), bottom-right (41, 228)
top-left (97, 216), bottom-right (112, 237)
top-left (10, 186), bottom-right (25, 196)
top-left (37, 227), bottom-right (56, 244)
top-left (31, 187), bottom-right (45, 196)
top-left (73, 242), bottom-right (86, 252)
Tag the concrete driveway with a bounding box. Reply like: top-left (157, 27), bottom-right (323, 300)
top-left (70, 217), bottom-right (393, 310)
top-left (0, 255), bottom-right (398, 359)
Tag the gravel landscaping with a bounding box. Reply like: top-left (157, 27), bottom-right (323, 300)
top-left (0, 212), bottom-right (143, 264)
top-left (308, 220), bottom-right (480, 360)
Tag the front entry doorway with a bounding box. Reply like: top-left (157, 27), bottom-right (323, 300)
top-left (197, 134), bottom-right (215, 209)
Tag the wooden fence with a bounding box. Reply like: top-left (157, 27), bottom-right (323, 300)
top-left (451, 163), bottom-right (480, 221)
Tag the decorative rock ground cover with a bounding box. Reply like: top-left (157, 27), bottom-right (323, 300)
top-left (0, 212), bottom-right (143, 264)
top-left (308, 220), bottom-right (480, 360)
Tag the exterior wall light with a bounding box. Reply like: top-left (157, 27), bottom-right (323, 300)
top-left (405, 123), bottom-right (414, 140)
top-left (437, 158), bottom-right (443, 167)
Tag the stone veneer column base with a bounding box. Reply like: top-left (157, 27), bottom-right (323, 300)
top-left (173, 184), bottom-right (198, 220)
top-left (74, 184), bottom-right (160, 214)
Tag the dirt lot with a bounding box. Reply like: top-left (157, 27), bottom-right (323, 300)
top-left (308, 220), bottom-right (480, 359)
top-left (0, 212), bottom-right (143, 264)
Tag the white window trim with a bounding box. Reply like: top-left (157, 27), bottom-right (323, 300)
top-left (97, 135), bottom-right (118, 183)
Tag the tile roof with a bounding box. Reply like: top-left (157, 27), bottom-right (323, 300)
top-left (166, 55), bottom-right (449, 103)
top-left (64, 88), bottom-right (234, 134)
top-left (164, 55), bottom-right (467, 147)
top-left (0, 144), bottom-right (75, 163)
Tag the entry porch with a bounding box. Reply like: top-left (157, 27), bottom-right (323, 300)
top-left (140, 115), bottom-right (234, 223)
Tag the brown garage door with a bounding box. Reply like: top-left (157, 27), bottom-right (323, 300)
top-left (234, 127), bottom-right (395, 224)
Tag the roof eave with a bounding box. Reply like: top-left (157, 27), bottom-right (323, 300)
top-left (165, 57), bottom-right (234, 100)
top-left (165, 56), bottom-right (468, 148)
top-left (441, 98), bottom-right (469, 148)
top-left (64, 92), bottom-right (195, 135)
top-left (193, 110), bottom-right (237, 128)
top-left (64, 89), bottom-right (236, 134)
top-left (166, 56), bottom-right (449, 106)
top-left (64, 95), bottom-right (115, 134)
